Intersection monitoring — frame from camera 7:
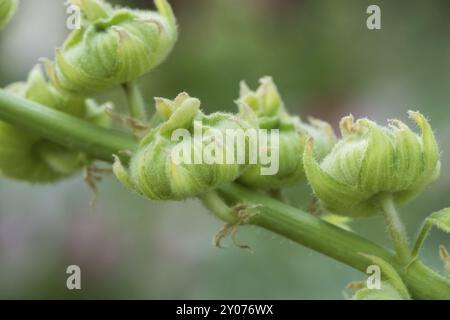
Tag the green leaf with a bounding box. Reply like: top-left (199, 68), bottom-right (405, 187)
top-left (428, 208), bottom-right (450, 232)
top-left (412, 208), bottom-right (450, 259)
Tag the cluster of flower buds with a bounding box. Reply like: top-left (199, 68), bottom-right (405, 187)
top-left (1, 0), bottom-right (442, 213)
top-left (0, 0), bottom-right (17, 28)
top-left (112, 77), bottom-right (339, 200)
top-left (304, 112), bottom-right (440, 217)
top-left (44, 0), bottom-right (178, 95)
top-left (0, 65), bottom-right (110, 182)
top-left (0, 0), bottom-right (178, 184)
top-left (113, 93), bottom-right (254, 200)
top-left (236, 77), bottom-right (336, 189)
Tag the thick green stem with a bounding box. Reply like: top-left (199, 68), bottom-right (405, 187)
top-left (380, 194), bottom-right (412, 265)
top-left (0, 91), bottom-right (449, 299)
top-left (0, 89), bottom-right (139, 162)
top-left (123, 81), bottom-right (147, 122)
top-left (199, 192), bottom-right (236, 224)
top-left (218, 184), bottom-right (450, 300)
top-left (123, 82), bottom-right (162, 129)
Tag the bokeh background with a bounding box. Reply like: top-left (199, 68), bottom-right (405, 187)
top-left (1, 0), bottom-right (449, 299)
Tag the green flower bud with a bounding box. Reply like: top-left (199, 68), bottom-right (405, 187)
top-left (45, 0), bottom-right (177, 95)
top-left (236, 76), bottom-right (336, 189)
top-left (0, 65), bottom-right (110, 183)
top-left (304, 112), bottom-right (440, 217)
top-left (113, 93), bottom-right (254, 200)
top-left (0, 0), bottom-right (17, 29)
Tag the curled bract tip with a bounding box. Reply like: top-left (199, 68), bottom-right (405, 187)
top-left (239, 80), bottom-right (252, 97)
top-left (407, 111), bottom-right (427, 131)
top-left (339, 114), bottom-right (355, 136)
top-left (305, 136), bottom-right (314, 154)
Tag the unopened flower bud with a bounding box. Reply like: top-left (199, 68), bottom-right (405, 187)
top-left (113, 93), bottom-right (254, 200)
top-left (236, 76), bottom-right (336, 189)
top-left (304, 112), bottom-right (440, 217)
top-left (45, 0), bottom-right (177, 95)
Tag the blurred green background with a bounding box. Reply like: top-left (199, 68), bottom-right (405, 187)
top-left (1, 0), bottom-right (449, 299)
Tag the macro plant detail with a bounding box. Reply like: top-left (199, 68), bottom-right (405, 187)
top-left (304, 111), bottom-right (440, 219)
top-left (236, 76), bottom-right (336, 190)
top-left (44, 0), bottom-right (177, 95)
top-left (304, 112), bottom-right (442, 266)
top-left (0, 0), bottom-right (449, 300)
top-left (113, 92), bottom-right (254, 200)
top-left (0, 65), bottom-right (110, 182)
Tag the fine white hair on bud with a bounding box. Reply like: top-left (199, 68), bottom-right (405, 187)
top-left (304, 111), bottom-right (440, 217)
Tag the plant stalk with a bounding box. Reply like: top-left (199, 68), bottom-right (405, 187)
top-left (0, 91), bottom-right (449, 299)
top-left (218, 184), bottom-right (450, 300)
top-left (199, 192), bottom-right (237, 224)
top-left (380, 194), bottom-right (412, 265)
top-left (123, 81), bottom-right (148, 122)
top-left (0, 89), bottom-right (139, 162)
top-left (411, 220), bottom-right (432, 259)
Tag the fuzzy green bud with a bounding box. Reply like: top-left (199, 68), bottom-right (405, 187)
top-left (304, 112), bottom-right (440, 217)
top-left (0, 0), bottom-right (17, 29)
top-left (45, 0), bottom-right (177, 95)
top-left (0, 65), bottom-right (110, 183)
top-left (236, 76), bottom-right (336, 189)
top-left (113, 93), bottom-right (254, 200)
